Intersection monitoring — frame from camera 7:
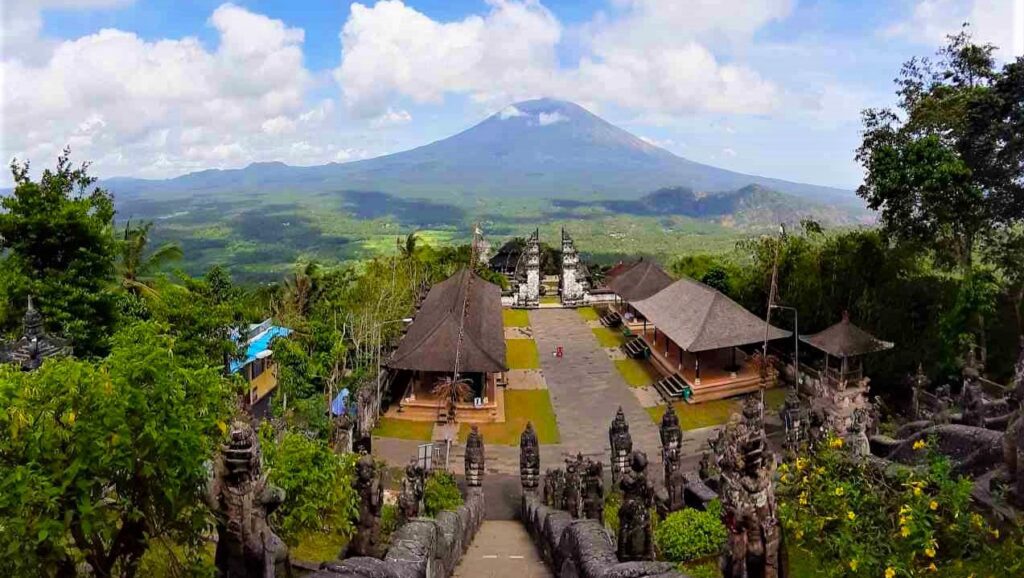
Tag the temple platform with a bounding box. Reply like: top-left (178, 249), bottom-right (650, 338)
top-left (389, 385), bottom-right (507, 424)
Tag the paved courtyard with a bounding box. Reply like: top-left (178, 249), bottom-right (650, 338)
top-left (529, 308), bottom-right (663, 466)
top-left (453, 521), bottom-right (552, 578)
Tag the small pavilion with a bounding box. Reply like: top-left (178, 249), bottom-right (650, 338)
top-left (0, 297), bottom-right (72, 371)
top-left (387, 269), bottom-right (508, 423)
top-left (603, 259), bottom-right (673, 330)
top-left (626, 277), bottom-right (790, 402)
top-left (800, 311), bottom-right (894, 387)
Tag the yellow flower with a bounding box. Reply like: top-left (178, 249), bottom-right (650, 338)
top-left (799, 492), bottom-right (808, 505)
top-left (847, 511), bottom-right (856, 521)
top-left (913, 439), bottom-right (927, 450)
top-left (217, 420), bottom-right (228, 435)
top-left (900, 504), bottom-right (912, 515)
top-left (900, 525), bottom-right (911, 538)
top-left (990, 528), bottom-right (1000, 539)
top-left (925, 547), bottom-right (936, 558)
top-left (849, 559), bottom-right (858, 571)
top-left (885, 568), bottom-right (897, 578)
top-left (927, 563), bottom-right (937, 572)
top-left (913, 486), bottom-right (923, 496)
top-left (929, 500), bottom-right (938, 511)
top-left (781, 474), bottom-right (790, 483)
top-left (830, 437), bottom-right (845, 449)
top-left (835, 486), bottom-right (845, 496)
top-left (796, 530), bottom-right (804, 540)
top-left (796, 457), bottom-right (808, 470)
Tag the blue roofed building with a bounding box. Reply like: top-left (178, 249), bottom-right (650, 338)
top-left (230, 319), bottom-right (291, 416)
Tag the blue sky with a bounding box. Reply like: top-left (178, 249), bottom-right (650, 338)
top-left (2, 0), bottom-right (1022, 189)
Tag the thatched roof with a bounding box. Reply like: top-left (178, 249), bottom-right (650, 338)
top-left (800, 312), bottom-right (894, 358)
top-left (387, 269), bottom-right (507, 374)
top-left (630, 277), bottom-right (791, 352)
top-left (607, 259), bottom-right (673, 302)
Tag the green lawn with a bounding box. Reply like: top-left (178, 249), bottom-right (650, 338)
top-left (679, 546), bottom-right (822, 577)
top-left (458, 390), bottom-right (560, 445)
top-left (577, 306), bottom-right (600, 321)
top-left (506, 339), bottom-right (540, 369)
top-left (540, 294), bottom-right (561, 304)
top-left (646, 388), bottom-right (788, 430)
top-left (592, 326), bottom-right (628, 348)
top-left (372, 417), bottom-right (434, 441)
top-left (614, 358), bottom-right (660, 387)
top-left (291, 530), bottom-right (349, 562)
top-left (502, 308), bottom-right (530, 327)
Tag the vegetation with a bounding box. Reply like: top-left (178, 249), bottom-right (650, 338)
top-left (646, 389), bottom-right (787, 429)
top-left (260, 428), bottom-right (360, 543)
top-left (592, 326), bottom-right (628, 348)
top-left (372, 417), bottom-right (435, 441)
top-left (423, 471), bottom-right (463, 517)
top-left (503, 308), bottom-right (530, 327)
top-left (506, 338), bottom-right (541, 369)
top-left (655, 500), bottom-right (727, 564)
top-left (0, 322), bottom-right (233, 576)
top-left (458, 390), bottom-right (560, 445)
top-left (577, 306), bottom-right (600, 321)
top-left (778, 435), bottom-right (1023, 577)
top-left (614, 358), bottom-right (660, 387)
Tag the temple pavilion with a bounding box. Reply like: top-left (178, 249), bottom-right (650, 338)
top-left (600, 259), bottom-right (674, 329)
top-left (0, 297), bottom-right (71, 371)
top-left (386, 268), bottom-right (508, 423)
top-left (617, 276), bottom-right (790, 403)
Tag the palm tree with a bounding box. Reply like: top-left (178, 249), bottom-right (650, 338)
top-left (281, 261), bottom-right (322, 319)
top-left (116, 221), bottom-right (183, 298)
top-left (399, 231), bottom-right (420, 259)
top-left (432, 375), bottom-right (474, 421)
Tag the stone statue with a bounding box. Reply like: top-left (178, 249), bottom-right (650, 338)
top-left (565, 453), bottom-right (585, 518)
top-left (582, 459), bottom-right (605, 521)
top-left (910, 364), bottom-right (929, 420)
top-left (660, 404), bottom-right (683, 462)
top-left (933, 384), bottom-right (953, 425)
top-left (1010, 336), bottom-right (1024, 410)
top-left (962, 378), bottom-right (987, 428)
top-left (465, 425), bottom-right (485, 488)
top-left (207, 420), bottom-right (291, 578)
top-left (663, 446), bottom-right (686, 513)
top-left (779, 388), bottom-right (805, 457)
top-left (344, 454), bottom-right (386, 559)
top-left (520, 422), bottom-right (540, 491)
top-left (543, 468), bottom-right (566, 510)
top-left (1003, 339), bottom-right (1024, 506)
top-left (846, 408), bottom-right (871, 458)
top-left (617, 451), bottom-right (655, 562)
top-left (398, 460), bottom-right (425, 523)
top-left (719, 409), bottom-right (784, 578)
top-left (609, 407), bottom-right (633, 485)
top-left (331, 412), bottom-right (354, 454)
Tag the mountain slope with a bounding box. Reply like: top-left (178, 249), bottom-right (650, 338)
top-left (104, 98), bottom-right (856, 205)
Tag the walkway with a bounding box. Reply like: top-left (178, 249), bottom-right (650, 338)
top-left (453, 521), bottom-right (552, 578)
top-left (529, 309), bottom-right (663, 467)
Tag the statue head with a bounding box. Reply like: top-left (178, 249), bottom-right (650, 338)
top-left (356, 454), bottom-right (376, 484)
top-left (629, 450), bottom-right (648, 474)
top-left (742, 396), bottom-right (762, 421)
top-left (223, 419), bottom-right (261, 484)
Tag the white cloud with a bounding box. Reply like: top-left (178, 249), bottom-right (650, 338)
top-left (370, 107), bottom-right (413, 128)
top-left (2, 0), bottom-right (134, 63)
top-left (721, 147), bottom-right (737, 158)
top-left (0, 3), bottom-right (361, 182)
top-left (335, 0), bottom-right (783, 119)
top-left (537, 111), bottom-right (567, 125)
top-left (498, 104), bottom-right (526, 119)
top-left (886, 0), bottom-right (1021, 58)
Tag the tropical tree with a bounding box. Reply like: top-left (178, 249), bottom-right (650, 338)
top-left (0, 149), bottom-right (117, 355)
top-left (0, 322), bottom-right (234, 577)
top-left (115, 221), bottom-right (183, 298)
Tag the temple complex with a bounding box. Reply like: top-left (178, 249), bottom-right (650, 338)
top-left (386, 268), bottom-right (508, 423)
top-left (0, 296), bottom-right (72, 371)
top-left (559, 227), bottom-right (587, 307)
top-left (513, 229), bottom-right (541, 308)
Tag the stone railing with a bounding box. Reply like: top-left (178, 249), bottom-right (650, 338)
top-left (312, 487), bottom-right (486, 578)
top-left (520, 493), bottom-right (687, 578)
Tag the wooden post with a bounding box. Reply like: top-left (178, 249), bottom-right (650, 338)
top-left (695, 353), bottom-right (701, 385)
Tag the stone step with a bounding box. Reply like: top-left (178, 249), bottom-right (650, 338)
top-left (599, 311), bottom-right (622, 327)
top-left (621, 336), bottom-right (650, 359)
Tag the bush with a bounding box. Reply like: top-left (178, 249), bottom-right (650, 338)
top-left (655, 500), bottom-right (727, 563)
top-left (260, 428), bottom-right (359, 543)
top-left (381, 503), bottom-right (399, 544)
top-left (423, 470), bottom-right (463, 517)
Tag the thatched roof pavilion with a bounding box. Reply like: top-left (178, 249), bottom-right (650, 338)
top-left (800, 311), bottom-right (894, 359)
top-left (607, 259), bottom-right (673, 302)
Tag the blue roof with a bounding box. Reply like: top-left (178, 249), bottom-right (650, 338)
top-left (229, 325), bottom-right (291, 373)
top-left (330, 389), bottom-right (350, 416)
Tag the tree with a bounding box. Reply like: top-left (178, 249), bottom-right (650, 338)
top-left (857, 29), bottom-right (1024, 272)
top-left (115, 221), bottom-right (183, 299)
top-left (0, 149), bottom-right (117, 355)
top-left (982, 226), bottom-right (1024, 335)
top-left (0, 322), bottom-right (234, 577)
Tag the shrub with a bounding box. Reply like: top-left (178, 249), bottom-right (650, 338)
top-left (423, 470), bottom-right (463, 517)
top-left (603, 491), bottom-right (622, 534)
top-left (260, 428), bottom-right (359, 543)
top-left (655, 500), bottom-right (727, 563)
top-left (380, 503), bottom-right (399, 544)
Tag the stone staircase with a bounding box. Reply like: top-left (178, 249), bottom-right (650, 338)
top-left (599, 310), bottom-right (622, 327)
top-left (653, 373), bottom-right (690, 401)
top-left (621, 336), bottom-right (650, 359)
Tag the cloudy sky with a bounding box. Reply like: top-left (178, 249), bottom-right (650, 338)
top-left (1, 0), bottom-right (1022, 189)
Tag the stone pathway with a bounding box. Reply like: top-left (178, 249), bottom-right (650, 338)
top-left (529, 308), bottom-right (663, 467)
top-left (453, 521), bottom-right (552, 578)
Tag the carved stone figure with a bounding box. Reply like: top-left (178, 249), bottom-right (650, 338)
top-left (609, 407), bottom-right (633, 485)
top-left (583, 459), bottom-right (605, 520)
top-left (520, 421), bottom-right (540, 491)
top-left (543, 468), bottom-right (566, 509)
top-left (331, 412), bottom-right (354, 454)
top-left (617, 451), bottom-right (655, 562)
top-left (663, 446), bottom-right (686, 513)
top-left (565, 453), bottom-right (585, 518)
top-left (398, 460), bottom-right (425, 523)
top-left (344, 454), bottom-right (386, 559)
top-left (465, 425), bottom-right (485, 487)
top-left (207, 420), bottom-right (291, 578)
top-left (910, 364), bottom-right (930, 420)
top-left (719, 408), bottom-right (784, 578)
top-left (779, 387), bottom-right (804, 456)
top-left (846, 408), bottom-right (871, 457)
top-left (962, 378), bottom-right (988, 428)
top-left (1003, 340), bottom-right (1024, 506)
top-left (660, 404), bottom-right (683, 462)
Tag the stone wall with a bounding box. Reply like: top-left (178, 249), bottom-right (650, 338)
top-left (312, 487), bottom-right (486, 578)
top-left (521, 493), bottom-right (688, 578)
